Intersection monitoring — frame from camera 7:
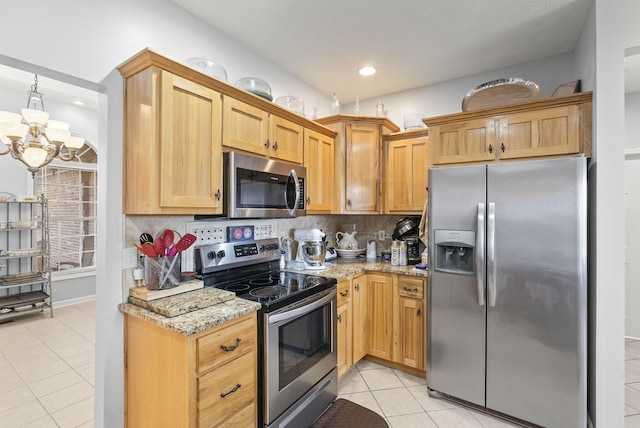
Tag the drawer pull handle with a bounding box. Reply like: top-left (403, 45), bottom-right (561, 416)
top-left (403, 287), bottom-right (418, 293)
top-left (265, 139), bottom-right (271, 149)
top-left (339, 290), bottom-right (349, 297)
top-left (220, 338), bottom-right (241, 352)
top-left (220, 383), bottom-right (242, 398)
top-left (501, 142), bottom-right (505, 152)
top-left (417, 308), bottom-right (421, 317)
top-left (337, 314), bottom-right (342, 323)
top-left (215, 189), bottom-right (221, 201)
top-left (273, 141), bottom-right (278, 151)
top-left (488, 144), bottom-right (493, 154)
top-left (355, 284), bottom-right (360, 292)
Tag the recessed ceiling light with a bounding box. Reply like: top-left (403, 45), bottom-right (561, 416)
top-left (73, 99), bottom-right (85, 106)
top-left (358, 66), bottom-right (376, 77)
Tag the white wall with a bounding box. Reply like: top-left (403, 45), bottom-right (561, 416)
top-left (348, 53), bottom-right (575, 126)
top-left (626, 92), bottom-right (640, 149)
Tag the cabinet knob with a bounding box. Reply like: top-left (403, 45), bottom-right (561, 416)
top-left (264, 139), bottom-right (271, 149)
top-left (501, 142), bottom-right (505, 152)
top-left (220, 383), bottom-right (242, 398)
top-left (215, 189), bottom-right (221, 201)
top-left (488, 144), bottom-right (493, 154)
top-left (273, 141), bottom-right (278, 151)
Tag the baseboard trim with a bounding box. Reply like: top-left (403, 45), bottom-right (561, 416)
top-left (53, 295), bottom-right (96, 308)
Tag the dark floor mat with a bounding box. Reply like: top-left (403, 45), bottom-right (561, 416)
top-left (311, 398), bottom-right (388, 428)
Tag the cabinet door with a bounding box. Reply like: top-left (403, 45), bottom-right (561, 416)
top-left (352, 273), bottom-right (367, 363)
top-left (386, 136), bottom-right (428, 213)
top-left (337, 301), bottom-right (352, 377)
top-left (223, 96), bottom-right (269, 156)
top-left (497, 105), bottom-right (580, 160)
top-left (345, 124), bottom-right (380, 212)
top-left (398, 297), bottom-right (425, 370)
top-left (160, 71), bottom-right (223, 212)
top-left (429, 118), bottom-right (496, 165)
top-left (367, 273), bottom-right (394, 361)
top-left (269, 115), bottom-right (303, 163)
top-left (304, 129), bottom-right (335, 213)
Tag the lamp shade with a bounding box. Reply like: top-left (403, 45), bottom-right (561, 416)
top-left (4, 123), bottom-right (29, 139)
top-left (66, 135), bottom-right (85, 149)
top-left (21, 108), bottom-right (49, 125)
top-left (22, 146), bottom-right (48, 167)
top-left (47, 120), bottom-right (70, 130)
top-left (0, 111), bottom-right (23, 124)
top-left (45, 128), bottom-right (71, 144)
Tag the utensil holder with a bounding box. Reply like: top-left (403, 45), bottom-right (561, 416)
top-left (144, 255), bottom-right (181, 290)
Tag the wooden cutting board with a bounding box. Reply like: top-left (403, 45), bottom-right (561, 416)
top-left (129, 279), bottom-right (204, 301)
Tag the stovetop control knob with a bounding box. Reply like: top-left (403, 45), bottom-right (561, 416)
top-left (207, 251), bottom-right (216, 260)
top-left (216, 250), bottom-right (226, 259)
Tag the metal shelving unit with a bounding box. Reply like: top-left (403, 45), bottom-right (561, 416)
top-left (0, 194), bottom-right (52, 319)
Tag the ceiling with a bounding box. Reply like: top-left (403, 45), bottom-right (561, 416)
top-left (171, 0), bottom-right (640, 102)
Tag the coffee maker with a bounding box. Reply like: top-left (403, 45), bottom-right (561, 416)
top-left (392, 217), bottom-right (424, 265)
top-left (293, 228), bottom-right (327, 270)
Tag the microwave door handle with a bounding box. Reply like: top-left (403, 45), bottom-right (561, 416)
top-left (287, 169), bottom-right (300, 216)
top-left (268, 289), bottom-right (335, 325)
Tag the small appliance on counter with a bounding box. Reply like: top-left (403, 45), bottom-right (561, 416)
top-left (294, 228), bottom-right (327, 270)
top-left (392, 216), bottom-right (424, 265)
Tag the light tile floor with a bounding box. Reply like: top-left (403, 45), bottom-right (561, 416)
top-left (340, 338), bottom-right (640, 428)
top-left (0, 302), bottom-right (638, 427)
top-left (0, 301), bottom-right (95, 428)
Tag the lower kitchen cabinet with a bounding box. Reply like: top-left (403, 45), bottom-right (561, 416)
top-left (337, 272), bottom-right (427, 378)
top-left (124, 313), bottom-right (257, 428)
top-left (394, 276), bottom-right (426, 370)
top-left (336, 278), bottom-right (352, 377)
top-left (367, 273), bottom-right (395, 361)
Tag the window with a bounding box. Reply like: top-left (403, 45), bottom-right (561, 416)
top-left (35, 144), bottom-right (97, 272)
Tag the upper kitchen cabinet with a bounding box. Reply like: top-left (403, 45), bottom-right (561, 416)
top-left (424, 92), bottom-right (592, 166)
top-left (222, 97), bottom-right (305, 163)
top-left (118, 49), bottom-right (336, 215)
top-left (384, 128), bottom-right (429, 214)
top-left (315, 115), bottom-right (400, 214)
top-left (304, 129), bottom-right (335, 213)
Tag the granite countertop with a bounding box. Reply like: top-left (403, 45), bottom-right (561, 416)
top-left (119, 286), bottom-right (261, 336)
top-left (285, 257), bottom-right (429, 280)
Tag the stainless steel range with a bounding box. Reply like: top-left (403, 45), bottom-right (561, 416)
top-left (196, 238), bottom-right (338, 428)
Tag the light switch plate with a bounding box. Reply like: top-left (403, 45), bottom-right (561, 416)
top-left (123, 246), bottom-right (139, 269)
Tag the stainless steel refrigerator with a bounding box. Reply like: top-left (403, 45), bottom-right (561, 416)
top-left (427, 156), bottom-right (587, 428)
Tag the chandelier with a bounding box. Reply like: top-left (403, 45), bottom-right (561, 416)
top-left (0, 75), bottom-right (85, 177)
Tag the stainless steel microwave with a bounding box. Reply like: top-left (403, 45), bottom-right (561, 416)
top-left (223, 151), bottom-right (306, 218)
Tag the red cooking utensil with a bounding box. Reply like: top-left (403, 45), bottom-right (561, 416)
top-left (134, 242), bottom-right (157, 258)
top-left (174, 233), bottom-right (197, 252)
top-left (161, 229), bottom-right (174, 252)
top-left (153, 238), bottom-right (165, 258)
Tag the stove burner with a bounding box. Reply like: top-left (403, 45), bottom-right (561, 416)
top-left (250, 285), bottom-right (285, 299)
top-left (224, 284), bottom-right (251, 293)
top-left (249, 276), bottom-right (276, 286)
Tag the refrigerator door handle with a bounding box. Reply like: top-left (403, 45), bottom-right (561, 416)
top-left (487, 202), bottom-right (497, 307)
top-left (476, 203), bottom-right (485, 306)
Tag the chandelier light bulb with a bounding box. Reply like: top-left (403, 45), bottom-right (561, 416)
top-left (22, 146), bottom-right (48, 168)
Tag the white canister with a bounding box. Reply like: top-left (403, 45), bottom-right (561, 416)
top-left (366, 240), bottom-right (377, 259)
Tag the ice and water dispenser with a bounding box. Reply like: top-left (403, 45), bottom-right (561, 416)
top-left (433, 230), bottom-right (476, 275)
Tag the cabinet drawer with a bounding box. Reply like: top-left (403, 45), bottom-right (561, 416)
top-left (397, 277), bottom-right (424, 299)
top-left (197, 316), bottom-right (255, 374)
top-left (337, 279), bottom-right (351, 305)
top-left (198, 350), bottom-right (256, 427)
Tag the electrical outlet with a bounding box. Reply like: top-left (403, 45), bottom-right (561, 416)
top-left (378, 230), bottom-right (385, 240)
top-left (123, 246), bottom-right (139, 269)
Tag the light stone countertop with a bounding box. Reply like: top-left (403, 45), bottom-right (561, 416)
top-left (285, 257), bottom-right (429, 279)
top-left (128, 287), bottom-right (236, 318)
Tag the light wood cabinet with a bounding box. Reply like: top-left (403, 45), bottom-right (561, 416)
top-left (352, 273), bottom-right (367, 363)
top-left (223, 96), bottom-right (304, 163)
top-left (315, 115), bottom-right (400, 214)
top-left (124, 313), bottom-right (257, 428)
top-left (385, 128), bottom-right (429, 214)
top-left (367, 273), bottom-right (394, 361)
top-left (304, 129), bottom-right (335, 213)
top-left (425, 92), bottom-right (592, 166)
top-left (120, 67), bottom-right (223, 215)
top-left (336, 278), bottom-right (352, 377)
top-left (393, 276), bottom-right (426, 370)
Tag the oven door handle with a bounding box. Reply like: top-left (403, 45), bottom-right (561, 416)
top-left (268, 288), bottom-right (336, 325)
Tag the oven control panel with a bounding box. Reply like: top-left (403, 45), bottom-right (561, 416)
top-left (196, 238), bottom-right (281, 274)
